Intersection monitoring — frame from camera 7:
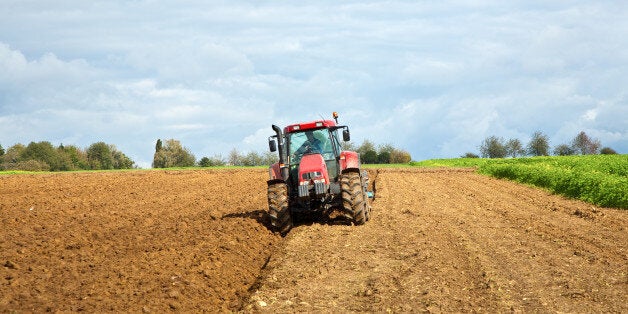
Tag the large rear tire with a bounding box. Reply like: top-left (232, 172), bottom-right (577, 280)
top-left (340, 172), bottom-right (367, 225)
top-left (267, 182), bottom-right (292, 235)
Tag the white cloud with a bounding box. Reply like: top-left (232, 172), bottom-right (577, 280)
top-left (0, 44), bottom-right (93, 82)
top-left (1, 1), bottom-right (627, 166)
top-left (582, 109), bottom-right (598, 121)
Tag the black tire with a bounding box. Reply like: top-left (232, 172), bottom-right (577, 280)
top-left (267, 182), bottom-right (292, 235)
top-left (340, 172), bottom-right (367, 225)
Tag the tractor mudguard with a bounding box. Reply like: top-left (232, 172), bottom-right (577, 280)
top-left (339, 151), bottom-right (360, 171)
top-left (268, 162), bottom-right (282, 180)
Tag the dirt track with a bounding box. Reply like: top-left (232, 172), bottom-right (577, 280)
top-left (1, 168), bottom-right (626, 312)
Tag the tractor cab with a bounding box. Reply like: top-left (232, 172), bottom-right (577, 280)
top-left (285, 122), bottom-right (344, 187)
top-left (268, 115), bottom-right (351, 185)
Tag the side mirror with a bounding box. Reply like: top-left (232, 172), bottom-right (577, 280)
top-left (269, 138), bottom-right (277, 152)
top-left (343, 129), bottom-right (350, 142)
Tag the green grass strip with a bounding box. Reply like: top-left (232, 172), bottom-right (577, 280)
top-left (479, 163), bottom-right (627, 209)
top-left (410, 155), bottom-right (627, 209)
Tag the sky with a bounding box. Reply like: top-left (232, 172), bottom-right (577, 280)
top-left (1, 1), bottom-right (627, 168)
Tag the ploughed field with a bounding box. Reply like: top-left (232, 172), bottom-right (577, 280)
top-left (1, 168), bottom-right (626, 312)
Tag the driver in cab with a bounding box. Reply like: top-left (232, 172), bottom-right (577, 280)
top-left (296, 132), bottom-right (323, 155)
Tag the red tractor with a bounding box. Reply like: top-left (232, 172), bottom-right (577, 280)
top-left (267, 112), bottom-right (372, 234)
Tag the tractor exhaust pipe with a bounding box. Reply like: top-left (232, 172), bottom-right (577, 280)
top-left (272, 124), bottom-right (289, 180)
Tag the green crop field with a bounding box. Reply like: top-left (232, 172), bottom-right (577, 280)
top-left (411, 155), bottom-right (627, 209)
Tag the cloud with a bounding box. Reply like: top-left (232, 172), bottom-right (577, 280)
top-left (1, 1), bottom-right (627, 167)
top-left (0, 43), bottom-right (100, 114)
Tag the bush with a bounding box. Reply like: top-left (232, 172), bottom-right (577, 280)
top-left (390, 149), bottom-right (411, 163)
top-left (553, 144), bottom-right (575, 156)
top-left (600, 147), bottom-right (617, 155)
top-left (4, 160), bottom-right (51, 172)
top-left (461, 152), bottom-right (479, 158)
top-left (198, 156), bottom-right (226, 167)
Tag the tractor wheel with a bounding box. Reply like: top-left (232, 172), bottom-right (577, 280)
top-left (267, 182), bottom-right (292, 235)
top-left (340, 172), bottom-right (367, 225)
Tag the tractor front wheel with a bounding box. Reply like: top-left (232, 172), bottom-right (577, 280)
top-left (267, 181), bottom-right (292, 235)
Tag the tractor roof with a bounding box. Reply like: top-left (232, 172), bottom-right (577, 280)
top-left (284, 120), bottom-right (336, 133)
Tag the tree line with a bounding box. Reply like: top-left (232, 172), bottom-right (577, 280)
top-left (151, 138), bottom-right (412, 168)
top-left (150, 138), bottom-right (281, 168)
top-left (0, 141), bottom-right (135, 171)
top-left (342, 140), bottom-right (412, 164)
top-left (3, 137), bottom-right (411, 172)
top-left (2, 131), bottom-right (616, 171)
top-left (468, 131), bottom-right (618, 159)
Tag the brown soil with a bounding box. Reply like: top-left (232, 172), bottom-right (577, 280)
top-left (1, 168), bottom-right (626, 313)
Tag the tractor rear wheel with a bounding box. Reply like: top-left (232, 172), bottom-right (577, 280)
top-left (267, 181), bottom-right (292, 235)
top-left (340, 172), bottom-right (367, 225)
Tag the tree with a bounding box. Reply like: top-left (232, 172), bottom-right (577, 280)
top-left (361, 150), bottom-right (377, 164)
top-left (0, 144), bottom-right (25, 170)
top-left (505, 139), bottom-right (525, 158)
top-left (0, 143), bottom-right (4, 156)
top-left (261, 151), bottom-right (278, 165)
top-left (152, 139), bottom-right (195, 168)
top-left (58, 144), bottom-right (89, 170)
top-left (527, 131), bottom-right (550, 156)
top-left (20, 141), bottom-right (61, 171)
top-left (479, 136), bottom-right (507, 158)
top-left (390, 148), bottom-right (412, 163)
top-left (87, 142), bottom-right (114, 170)
top-left (198, 157), bottom-right (211, 167)
top-left (377, 150), bottom-right (391, 164)
top-left (357, 140), bottom-right (378, 164)
top-left (56, 144), bottom-right (76, 171)
top-left (377, 144), bottom-right (394, 164)
top-left (228, 148), bottom-right (242, 166)
top-left (553, 144), bottom-right (575, 156)
top-left (461, 152), bottom-right (480, 158)
top-left (571, 131), bottom-right (600, 155)
top-left (600, 147), bottom-right (617, 155)
top-left (198, 155), bottom-right (226, 167)
top-left (152, 139), bottom-right (163, 167)
top-left (111, 149), bottom-right (135, 169)
top-left (242, 151), bottom-right (263, 166)
top-left (155, 139), bottom-right (163, 152)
